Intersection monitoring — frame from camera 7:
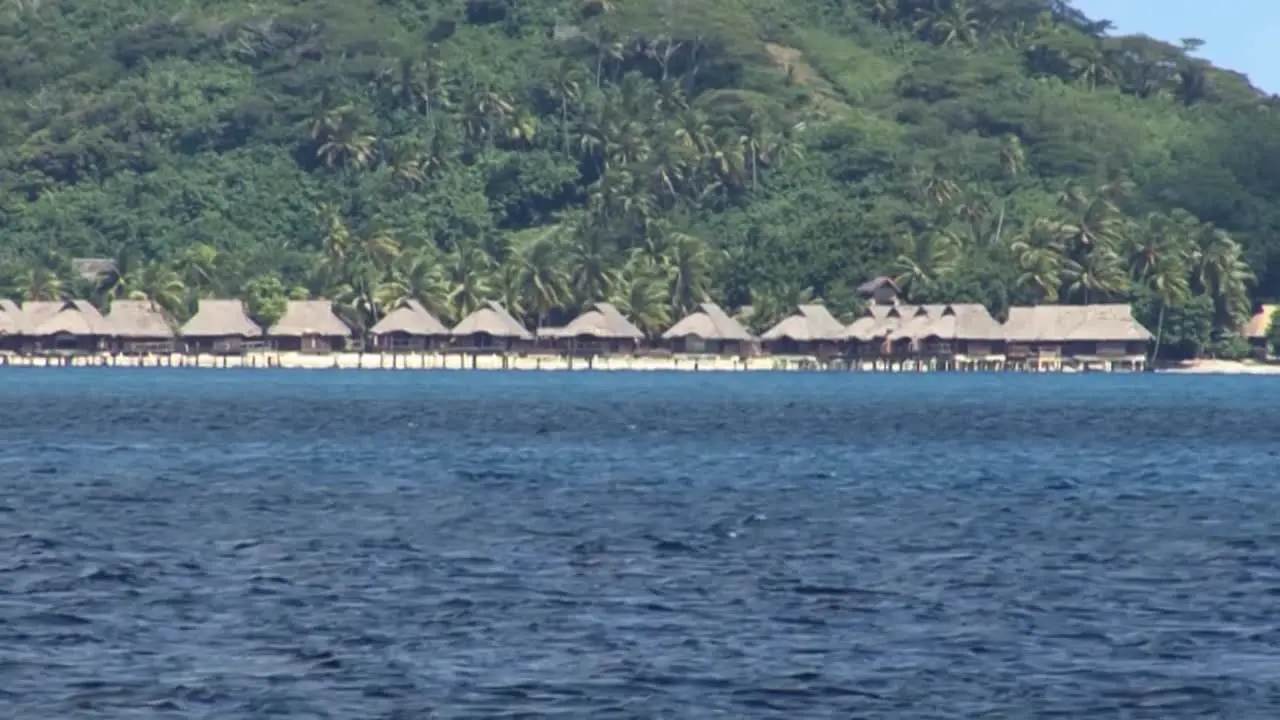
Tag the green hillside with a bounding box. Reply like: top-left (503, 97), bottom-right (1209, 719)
top-left (2, 0), bottom-right (1277, 355)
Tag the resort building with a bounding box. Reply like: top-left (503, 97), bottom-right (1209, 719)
top-left (539, 302), bottom-right (644, 355)
top-left (0, 299), bottom-right (21, 352)
top-left (450, 301), bottom-right (534, 353)
top-left (179, 299), bottom-right (264, 354)
top-left (369, 299), bottom-right (450, 352)
top-left (105, 299), bottom-right (177, 354)
top-left (1002, 304), bottom-right (1152, 371)
top-left (1244, 304), bottom-right (1277, 359)
top-left (267, 299), bottom-right (352, 353)
top-left (760, 304), bottom-right (846, 358)
top-left (662, 302), bottom-right (755, 356)
top-left (18, 299), bottom-right (111, 354)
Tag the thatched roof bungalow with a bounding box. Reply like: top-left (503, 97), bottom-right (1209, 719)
top-left (909, 304), bottom-right (1005, 359)
top-left (540, 302), bottom-right (644, 354)
top-left (1244, 304), bottom-right (1278, 358)
top-left (1003, 304), bottom-right (1152, 365)
top-left (19, 299), bottom-right (111, 353)
top-left (370, 299), bottom-right (450, 352)
top-left (450, 301), bottom-right (533, 352)
top-left (662, 302), bottom-right (755, 356)
top-left (180, 299), bottom-right (264, 354)
top-left (760, 304), bottom-right (845, 357)
top-left (105, 299), bottom-right (177, 353)
top-left (267, 299), bottom-right (352, 353)
top-left (0, 299), bottom-right (21, 350)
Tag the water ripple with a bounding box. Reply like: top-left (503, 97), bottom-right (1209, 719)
top-left (1, 370), bottom-right (1279, 716)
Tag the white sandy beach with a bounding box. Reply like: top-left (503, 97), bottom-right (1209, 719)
top-left (1157, 359), bottom-right (1280, 375)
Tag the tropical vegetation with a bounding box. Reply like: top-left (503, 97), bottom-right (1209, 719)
top-left (2, 0), bottom-right (1278, 359)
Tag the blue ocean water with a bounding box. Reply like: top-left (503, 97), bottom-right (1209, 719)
top-left (2, 369), bottom-right (1279, 717)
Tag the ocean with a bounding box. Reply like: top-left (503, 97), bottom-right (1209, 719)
top-left (2, 369), bottom-right (1279, 717)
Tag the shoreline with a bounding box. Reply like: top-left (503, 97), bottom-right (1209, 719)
top-left (1156, 359), bottom-right (1280, 375)
top-left (0, 350), bottom-right (1218, 373)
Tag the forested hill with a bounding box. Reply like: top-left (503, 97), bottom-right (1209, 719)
top-left (1, 0), bottom-right (1277, 352)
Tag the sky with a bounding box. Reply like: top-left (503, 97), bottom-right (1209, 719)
top-left (1070, 0), bottom-right (1278, 94)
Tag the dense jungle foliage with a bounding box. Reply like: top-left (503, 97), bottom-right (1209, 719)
top-left (2, 0), bottom-right (1278, 355)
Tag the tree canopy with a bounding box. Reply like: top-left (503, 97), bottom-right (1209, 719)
top-left (1, 0), bottom-right (1277, 353)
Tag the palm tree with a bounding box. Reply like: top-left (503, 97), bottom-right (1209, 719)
top-left (913, 0), bottom-right (980, 47)
top-left (118, 262), bottom-right (188, 318)
top-left (174, 243), bottom-right (223, 297)
top-left (444, 242), bottom-right (495, 323)
top-left (376, 248), bottom-right (451, 320)
top-left (549, 59), bottom-right (587, 154)
top-left (20, 267), bottom-right (63, 301)
top-left (662, 231), bottom-right (716, 317)
top-left (610, 255), bottom-right (669, 338)
top-left (890, 230), bottom-right (960, 299)
top-left (311, 105), bottom-right (377, 169)
top-left (565, 226), bottom-right (619, 306)
top-left (1060, 247), bottom-right (1127, 304)
top-left (516, 231), bottom-right (570, 329)
top-left (1009, 219), bottom-right (1064, 303)
top-left (1190, 225), bottom-right (1254, 331)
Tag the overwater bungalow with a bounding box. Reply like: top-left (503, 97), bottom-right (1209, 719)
top-left (760, 304), bottom-right (846, 358)
top-left (369, 299), bottom-right (450, 352)
top-left (267, 299), bottom-right (352, 353)
top-left (540, 302), bottom-right (644, 355)
top-left (662, 302), bottom-right (755, 356)
top-left (179, 299), bottom-right (264, 354)
top-left (904, 304), bottom-right (1006, 369)
top-left (0, 299), bottom-right (21, 352)
top-left (1244, 304), bottom-right (1277, 359)
top-left (845, 304), bottom-right (917, 363)
top-left (105, 299), bottom-right (177, 354)
top-left (19, 299), bottom-right (111, 354)
top-left (1003, 304), bottom-right (1152, 370)
top-left (450, 301), bottom-right (533, 353)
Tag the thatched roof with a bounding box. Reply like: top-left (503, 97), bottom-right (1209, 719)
top-left (761, 304), bottom-right (846, 342)
top-left (1003, 304), bottom-right (1153, 343)
top-left (854, 304), bottom-right (917, 340)
top-left (371, 299), bottom-right (449, 337)
top-left (267, 299), bottom-right (352, 337)
top-left (916, 304), bottom-right (1005, 341)
top-left (843, 305), bottom-right (892, 341)
top-left (887, 305), bottom-right (942, 340)
top-left (180, 299), bottom-right (263, 338)
top-left (662, 302), bottom-right (754, 341)
top-left (451, 301), bottom-right (532, 340)
top-left (541, 302), bottom-right (643, 340)
top-left (0, 299), bottom-right (20, 335)
top-left (1244, 305), bottom-right (1278, 339)
top-left (23, 299), bottom-right (111, 336)
top-left (106, 299), bottom-right (176, 339)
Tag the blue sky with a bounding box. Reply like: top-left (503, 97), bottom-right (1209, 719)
top-left (1070, 0), bottom-right (1277, 94)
